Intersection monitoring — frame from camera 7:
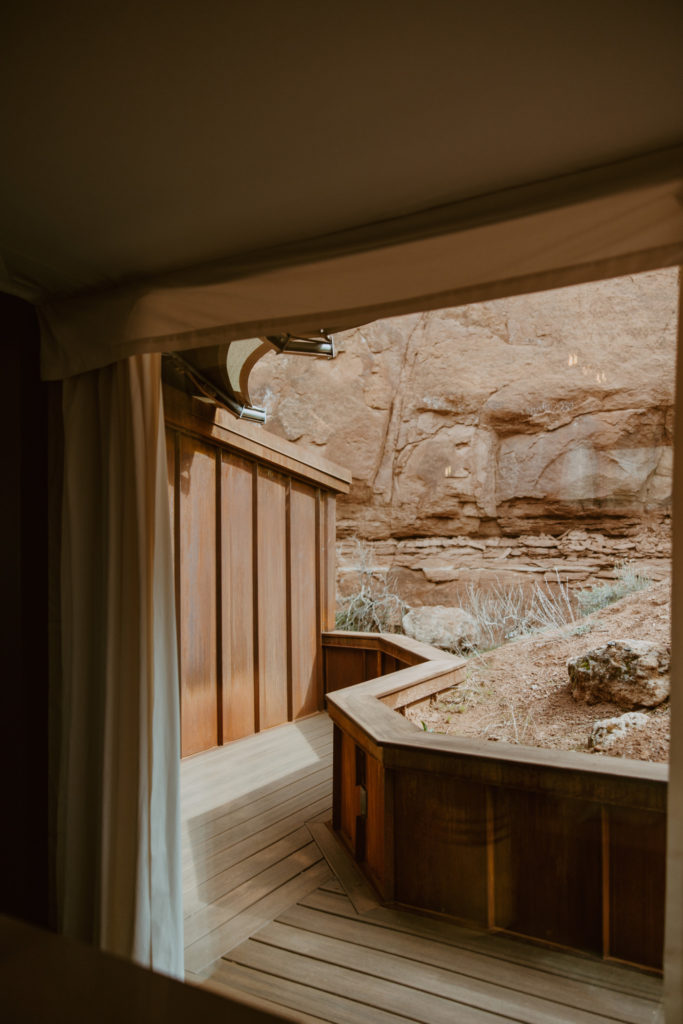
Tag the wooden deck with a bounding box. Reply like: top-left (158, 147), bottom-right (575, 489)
top-left (181, 712), bottom-right (663, 1023)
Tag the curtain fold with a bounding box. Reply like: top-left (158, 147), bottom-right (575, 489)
top-left (58, 352), bottom-right (183, 977)
top-left (665, 269), bottom-right (683, 1022)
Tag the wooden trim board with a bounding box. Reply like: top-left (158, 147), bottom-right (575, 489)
top-left (306, 820), bottom-right (380, 915)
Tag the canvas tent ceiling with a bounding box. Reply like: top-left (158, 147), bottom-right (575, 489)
top-left (1, 3), bottom-right (682, 377)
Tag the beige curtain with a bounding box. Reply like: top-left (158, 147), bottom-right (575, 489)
top-left (58, 352), bottom-right (183, 977)
top-left (665, 271), bottom-right (683, 1021)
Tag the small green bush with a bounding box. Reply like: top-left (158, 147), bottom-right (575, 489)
top-left (576, 562), bottom-right (651, 616)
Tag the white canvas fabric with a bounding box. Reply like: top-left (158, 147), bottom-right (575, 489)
top-left (39, 152), bottom-right (683, 381)
top-left (58, 353), bottom-right (183, 977)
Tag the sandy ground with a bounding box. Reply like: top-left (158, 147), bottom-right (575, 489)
top-left (405, 580), bottom-right (671, 762)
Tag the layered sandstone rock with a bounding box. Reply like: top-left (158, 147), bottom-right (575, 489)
top-left (251, 269), bottom-right (676, 599)
top-left (336, 524), bottom-right (670, 607)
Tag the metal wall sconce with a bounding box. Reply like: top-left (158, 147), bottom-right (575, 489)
top-left (163, 330), bottom-right (337, 423)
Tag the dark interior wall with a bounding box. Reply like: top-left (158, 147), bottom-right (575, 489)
top-left (0, 294), bottom-right (51, 926)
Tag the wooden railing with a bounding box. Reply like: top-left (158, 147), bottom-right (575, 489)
top-left (323, 630), bottom-right (668, 972)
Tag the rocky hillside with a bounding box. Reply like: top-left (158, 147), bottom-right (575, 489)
top-left (251, 269), bottom-right (677, 602)
top-left (406, 580), bottom-right (671, 763)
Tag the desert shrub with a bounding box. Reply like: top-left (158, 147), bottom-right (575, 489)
top-left (335, 540), bottom-right (406, 633)
top-left (576, 561), bottom-right (651, 615)
top-left (456, 571), bottom-right (576, 651)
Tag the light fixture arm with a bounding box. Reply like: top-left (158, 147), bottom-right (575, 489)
top-left (265, 331), bottom-right (336, 359)
top-left (165, 351), bottom-right (267, 423)
top-left (163, 325), bottom-right (351, 424)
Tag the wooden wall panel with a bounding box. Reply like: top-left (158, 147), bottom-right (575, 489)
top-left (320, 493), bottom-right (337, 631)
top-left (324, 645), bottom-right (405, 693)
top-left (394, 770), bottom-right (488, 923)
top-left (365, 753), bottom-right (385, 891)
top-left (221, 453), bottom-right (257, 742)
top-left (289, 481), bottom-right (319, 719)
top-left (365, 649), bottom-right (382, 680)
top-left (178, 435), bottom-right (218, 756)
top-left (493, 789), bottom-right (602, 954)
top-left (166, 384), bottom-right (342, 755)
top-left (326, 497), bottom-right (337, 631)
top-left (324, 646), bottom-right (369, 693)
top-left (381, 652), bottom-right (408, 676)
top-left (608, 806), bottom-right (666, 969)
top-left (257, 468), bottom-right (289, 730)
top-left (339, 730), bottom-right (357, 852)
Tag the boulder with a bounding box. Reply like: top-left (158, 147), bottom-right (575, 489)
top-left (589, 712), bottom-right (649, 751)
top-left (568, 640), bottom-right (670, 708)
top-left (402, 605), bottom-right (480, 652)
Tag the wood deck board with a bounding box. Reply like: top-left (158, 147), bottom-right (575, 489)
top-left (265, 912), bottom-right (655, 1024)
top-left (183, 825), bottom-right (314, 918)
top-left (184, 841), bottom-right (324, 946)
top-left (249, 920), bottom-right (605, 1024)
top-left (180, 716), bottom-right (332, 778)
top-left (185, 778), bottom-right (333, 864)
top-left (300, 890), bottom-right (662, 1003)
top-left (181, 734), bottom-right (332, 805)
top-left (183, 712), bottom-right (661, 1023)
top-left (184, 763), bottom-right (332, 847)
top-left (184, 793), bottom-right (333, 891)
top-left (181, 716), bottom-right (331, 786)
top-left (319, 879), bottom-right (346, 895)
top-left (185, 860), bottom-right (333, 973)
top-left (307, 821), bottom-right (380, 914)
top-left (211, 960), bottom-right (409, 1024)
top-left (181, 759), bottom-right (332, 822)
top-left (181, 741), bottom-right (333, 811)
top-left (225, 939), bottom-right (510, 1024)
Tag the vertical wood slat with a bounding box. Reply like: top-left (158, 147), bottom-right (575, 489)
top-left (221, 453), bottom-right (257, 743)
top-left (285, 479), bottom-right (293, 722)
top-left (602, 806), bottom-right (610, 959)
top-left (251, 461), bottom-right (260, 734)
top-left (315, 491), bottom-right (324, 713)
top-left (608, 806), bottom-right (666, 969)
top-left (486, 788), bottom-right (495, 930)
top-left (382, 766), bottom-right (395, 903)
top-left (215, 449), bottom-right (223, 745)
top-left (394, 771), bottom-right (488, 923)
top-left (332, 724), bottom-right (342, 832)
top-left (178, 434), bottom-right (218, 757)
top-left (257, 467), bottom-right (288, 731)
top-left (339, 730), bottom-right (357, 853)
top-left (493, 789), bottom-right (602, 955)
top-left (365, 753), bottom-right (385, 893)
top-left (289, 481), bottom-right (319, 720)
top-left (323, 646), bottom-right (368, 693)
top-left (321, 493), bottom-right (337, 631)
